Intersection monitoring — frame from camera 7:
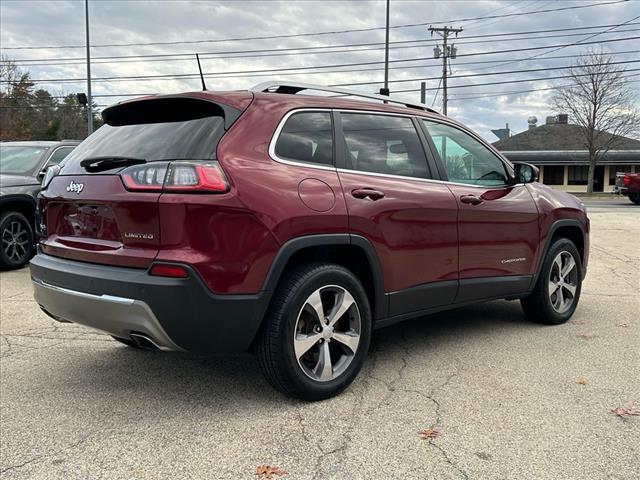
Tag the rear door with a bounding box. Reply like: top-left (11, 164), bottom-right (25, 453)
top-left (39, 96), bottom-right (245, 268)
top-left (420, 119), bottom-right (540, 302)
top-left (335, 111), bottom-right (459, 318)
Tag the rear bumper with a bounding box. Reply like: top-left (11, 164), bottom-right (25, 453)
top-left (29, 252), bottom-right (269, 353)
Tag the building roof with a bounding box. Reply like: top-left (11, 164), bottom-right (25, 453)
top-left (492, 123), bottom-right (640, 151)
top-left (501, 150), bottom-right (640, 165)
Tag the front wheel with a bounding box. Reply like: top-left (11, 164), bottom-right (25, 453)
top-left (256, 263), bottom-right (372, 400)
top-left (521, 238), bottom-right (582, 325)
top-left (629, 193), bottom-right (640, 205)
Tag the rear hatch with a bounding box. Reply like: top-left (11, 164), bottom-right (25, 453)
top-left (39, 94), bottom-right (251, 268)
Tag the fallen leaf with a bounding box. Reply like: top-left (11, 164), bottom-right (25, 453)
top-left (576, 378), bottom-right (588, 385)
top-left (255, 465), bottom-right (288, 479)
top-left (576, 334), bottom-right (596, 340)
top-left (419, 428), bottom-right (440, 439)
top-left (611, 405), bottom-right (640, 417)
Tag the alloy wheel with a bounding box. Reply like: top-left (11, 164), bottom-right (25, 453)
top-left (548, 251), bottom-right (578, 314)
top-left (1, 219), bottom-right (30, 264)
top-left (294, 285), bottom-right (361, 382)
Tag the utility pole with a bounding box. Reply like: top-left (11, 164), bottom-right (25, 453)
top-left (85, 0), bottom-right (93, 135)
top-left (380, 0), bottom-right (390, 99)
top-left (429, 25), bottom-right (462, 115)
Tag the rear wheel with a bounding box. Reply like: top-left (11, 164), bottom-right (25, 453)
top-left (257, 263), bottom-right (371, 400)
top-left (521, 238), bottom-right (582, 325)
top-left (0, 211), bottom-right (34, 270)
top-left (629, 193), bottom-right (640, 205)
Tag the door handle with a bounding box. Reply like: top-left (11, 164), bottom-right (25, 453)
top-left (351, 188), bottom-right (385, 201)
top-left (460, 194), bottom-right (483, 205)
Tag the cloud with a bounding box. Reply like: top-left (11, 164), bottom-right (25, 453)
top-left (1, 0), bottom-right (638, 140)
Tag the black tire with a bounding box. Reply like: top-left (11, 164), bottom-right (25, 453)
top-left (0, 211), bottom-right (35, 270)
top-left (256, 263), bottom-right (372, 401)
top-left (629, 193), bottom-right (640, 205)
top-left (521, 238), bottom-right (582, 325)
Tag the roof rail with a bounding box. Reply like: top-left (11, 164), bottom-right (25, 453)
top-left (250, 81), bottom-right (440, 114)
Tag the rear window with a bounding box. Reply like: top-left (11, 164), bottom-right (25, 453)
top-left (60, 97), bottom-right (240, 175)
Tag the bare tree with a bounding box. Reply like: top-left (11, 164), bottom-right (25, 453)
top-left (553, 50), bottom-right (640, 193)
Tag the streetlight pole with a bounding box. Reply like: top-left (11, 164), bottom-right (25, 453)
top-left (85, 0), bottom-right (93, 135)
top-left (383, 0), bottom-right (390, 96)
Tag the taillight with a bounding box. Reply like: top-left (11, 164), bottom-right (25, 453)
top-left (623, 175), bottom-right (631, 186)
top-left (120, 161), bottom-right (229, 193)
top-left (149, 263), bottom-right (189, 278)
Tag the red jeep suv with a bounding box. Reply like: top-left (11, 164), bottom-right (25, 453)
top-left (30, 82), bottom-right (589, 400)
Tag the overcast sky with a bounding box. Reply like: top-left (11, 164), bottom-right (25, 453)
top-left (1, 0), bottom-right (639, 140)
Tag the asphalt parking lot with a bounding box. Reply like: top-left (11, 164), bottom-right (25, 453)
top-left (1, 200), bottom-right (638, 480)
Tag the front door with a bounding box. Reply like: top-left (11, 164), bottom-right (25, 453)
top-left (421, 119), bottom-right (540, 303)
top-left (335, 112), bottom-right (459, 318)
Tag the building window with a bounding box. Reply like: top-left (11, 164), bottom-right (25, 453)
top-left (609, 165), bottom-right (632, 184)
top-left (568, 165), bottom-right (589, 185)
top-left (544, 165), bottom-right (564, 185)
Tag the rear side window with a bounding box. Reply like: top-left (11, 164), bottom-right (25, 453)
top-left (61, 98), bottom-right (239, 175)
top-left (274, 111), bottom-right (333, 166)
top-left (340, 113), bottom-right (429, 179)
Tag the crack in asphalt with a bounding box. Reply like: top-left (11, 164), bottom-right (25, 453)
top-left (0, 436), bottom-right (90, 476)
top-left (0, 329), bottom-right (112, 359)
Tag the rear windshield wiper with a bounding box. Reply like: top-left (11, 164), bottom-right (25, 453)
top-left (80, 156), bottom-right (146, 173)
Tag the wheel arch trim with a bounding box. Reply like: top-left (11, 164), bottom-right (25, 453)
top-left (260, 233), bottom-right (387, 320)
top-left (531, 219), bottom-right (585, 289)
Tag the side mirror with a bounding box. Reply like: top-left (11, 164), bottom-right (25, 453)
top-left (513, 162), bottom-right (539, 184)
top-left (37, 167), bottom-right (48, 180)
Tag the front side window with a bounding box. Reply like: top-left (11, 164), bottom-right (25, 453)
top-left (274, 111), bottom-right (333, 166)
top-left (341, 113), bottom-right (429, 178)
top-left (422, 120), bottom-right (509, 186)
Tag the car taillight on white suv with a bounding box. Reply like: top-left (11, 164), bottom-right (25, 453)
top-left (120, 161), bottom-right (229, 193)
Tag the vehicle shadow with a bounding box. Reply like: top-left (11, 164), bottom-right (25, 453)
top-left (53, 299), bottom-right (536, 408)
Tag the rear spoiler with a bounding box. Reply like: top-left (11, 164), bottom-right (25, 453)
top-left (102, 95), bottom-right (243, 130)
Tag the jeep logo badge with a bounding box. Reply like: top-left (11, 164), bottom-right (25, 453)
top-left (66, 180), bottom-right (84, 194)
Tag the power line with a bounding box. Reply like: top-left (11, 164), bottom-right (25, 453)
top-left (0, 0), bottom-right (628, 50)
top-left (6, 23), bottom-right (640, 67)
top-left (448, 72), bottom-right (640, 100)
top-left (10, 57), bottom-right (637, 85)
top-left (4, 32), bottom-right (636, 79)
top-left (391, 67), bottom-right (640, 93)
top-left (5, 38), bottom-right (638, 86)
top-left (481, 13), bottom-right (640, 70)
top-left (21, 49), bottom-right (634, 101)
top-left (331, 59), bottom-right (640, 87)
top-left (12, 50), bottom-right (640, 91)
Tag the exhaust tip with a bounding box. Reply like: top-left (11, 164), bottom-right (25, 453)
top-left (129, 333), bottom-right (161, 350)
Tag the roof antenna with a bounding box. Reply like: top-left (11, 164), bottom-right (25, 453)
top-left (195, 53), bottom-right (207, 91)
